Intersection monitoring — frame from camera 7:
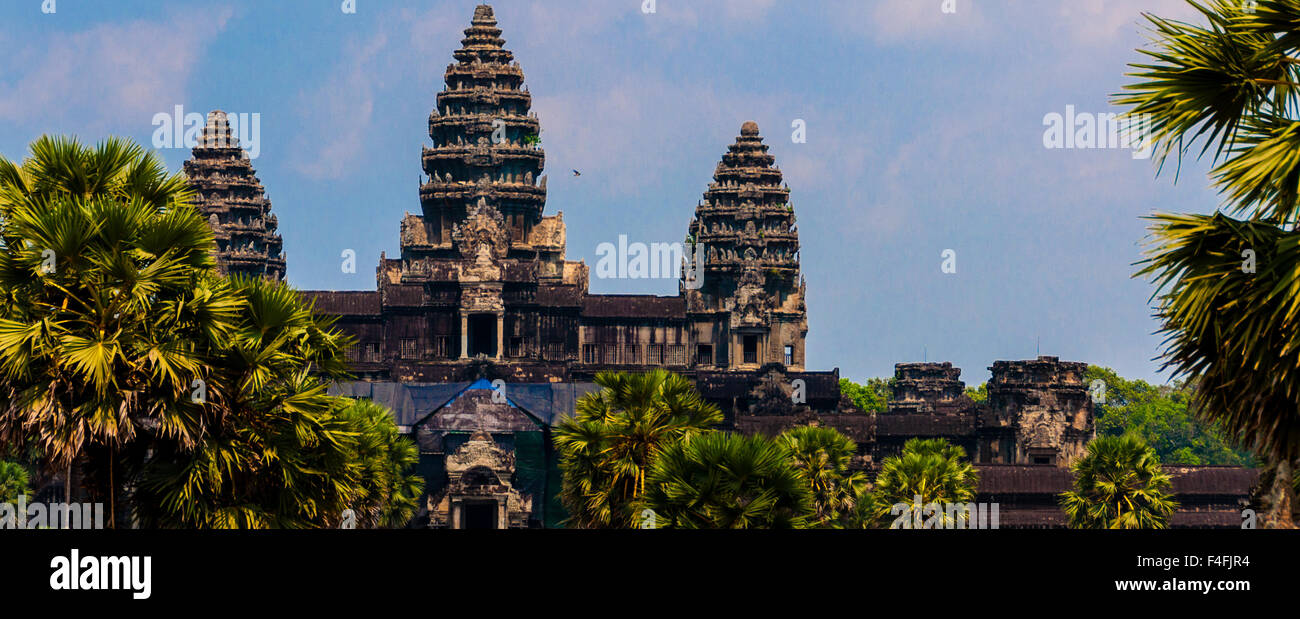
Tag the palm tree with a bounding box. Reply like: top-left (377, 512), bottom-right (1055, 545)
top-left (856, 438), bottom-right (979, 529)
top-left (553, 370), bottom-right (722, 528)
top-left (777, 425), bottom-right (866, 527)
top-left (1060, 435), bottom-right (1179, 529)
top-left (0, 460), bottom-right (29, 503)
top-left (642, 431), bottom-right (813, 529)
top-left (0, 135), bottom-right (220, 524)
top-left (337, 398), bottom-right (425, 528)
top-left (0, 135), bottom-right (415, 528)
top-left (127, 276), bottom-right (368, 529)
top-left (1117, 0), bottom-right (1300, 527)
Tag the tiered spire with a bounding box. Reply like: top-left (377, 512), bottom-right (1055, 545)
top-left (184, 110), bottom-right (286, 281)
top-left (687, 121), bottom-right (802, 305)
top-left (415, 4), bottom-right (546, 263)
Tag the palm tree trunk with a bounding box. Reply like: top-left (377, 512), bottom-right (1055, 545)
top-left (1263, 458), bottom-right (1296, 529)
top-left (63, 462), bottom-right (70, 530)
top-left (109, 449), bottom-right (115, 530)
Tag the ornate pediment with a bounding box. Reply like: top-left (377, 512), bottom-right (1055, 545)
top-left (446, 430), bottom-right (515, 479)
top-left (453, 198), bottom-right (508, 262)
top-left (730, 266), bottom-right (772, 327)
top-left (453, 198), bottom-right (508, 282)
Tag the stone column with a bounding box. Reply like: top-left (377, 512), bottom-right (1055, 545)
top-left (460, 313), bottom-right (469, 359)
top-left (495, 313), bottom-right (504, 360)
top-left (451, 499), bottom-right (462, 529)
top-left (497, 496), bottom-right (507, 529)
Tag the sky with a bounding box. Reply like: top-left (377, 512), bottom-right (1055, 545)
top-left (0, 0), bottom-right (1227, 385)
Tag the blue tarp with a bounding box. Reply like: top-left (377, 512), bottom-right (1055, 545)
top-left (329, 381), bottom-right (603, 427)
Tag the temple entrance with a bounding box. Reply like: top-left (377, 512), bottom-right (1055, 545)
top-left (463, 501), bottom-right (498, 529)
top-left (467, 313), bottom-right (497, 357)
top-left (428, 431), bottom-right (534, 529)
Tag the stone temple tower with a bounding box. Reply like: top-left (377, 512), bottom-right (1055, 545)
top-left (981, 357), bottom-right (1095, 466)
top-left (414, 4), bottom-right (550, 263)
top-left (684, 122), bottom-right (808, 370)
top-left (184, 110), bottom-right (286, 281)
top-left (371, 4), bottom-right (584, 365)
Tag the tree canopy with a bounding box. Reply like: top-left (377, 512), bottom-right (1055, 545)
top-left (1087, 366), bottom-right (1255, 467)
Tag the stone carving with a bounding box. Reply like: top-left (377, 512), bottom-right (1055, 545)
top-left (453, 199), bottom-right (508, 274)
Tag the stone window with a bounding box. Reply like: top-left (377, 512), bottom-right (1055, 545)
top-left (434, 336), bottom-right (453, 359)
top-left (400, 338), bottom-right (418, 359)
top-left (696, 344), bottom-right (713, 366)
top-left (364, 343), bottom-right (381, 363)
top-left (784, 345), bottom-right (794, 366)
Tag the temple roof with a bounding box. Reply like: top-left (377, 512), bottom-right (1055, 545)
top-left (976, 464), bottom-right (1258, 498)
top-left (581, 294), bottom-right (685, 319)
top-left (330, 380), bottom-right (603, 428)
top-left (304, 291), bottom-right (382, 315)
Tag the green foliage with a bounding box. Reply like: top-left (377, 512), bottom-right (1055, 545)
top-left (777, 425), bottom-right (866, 527)
top-left (336, 398), bottom-right (425, 529)
top-left (856, 438), bottom-right (979, 529)
top-left (1119, 0), bottom-right (1300, 526)
top-left (839, 377), bottom-right (891, 413)
top-left (642, 431), bottom-right (812, 529)
top-left (553, 370), bottom-right (723, 528)
top-left (1086, 366), bottom-right (1254, 466)
top-left (964, 383), bottom-right (987, 404)
top-left (1060, 435), bottom-right (1179, 529)
top-left (0, 460), bottom-right (29, 503)
top-left (0, 136), bottom-right (225, 470)
top-left (0, 135), bottom-right (413, 528)
top-left (125, 278), bottom-right (411, 529)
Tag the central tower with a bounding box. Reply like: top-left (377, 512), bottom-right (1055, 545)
top-left (416, 4), bottom-right (547, 257)
top-left (374, 4), bottom-right (582, 369)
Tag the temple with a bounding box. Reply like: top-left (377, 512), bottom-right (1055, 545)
top-left (192, 5), bottom-right (1254, 528)
top-left (305, 5), bottom-right (810, 388)
top-left (183, 110), bottom-right (286, 281)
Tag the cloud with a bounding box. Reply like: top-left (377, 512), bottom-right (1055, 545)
top-left (0, 9), bottom-right (233, 127)
top-left (289, 31), bottom-right (388, 180)
top-left (1055, 0), bottom-right (1203, 43)
top-left (823, 0), bottom-right (1204, 48)
top-left (825, 0), bottom-right (992, 44)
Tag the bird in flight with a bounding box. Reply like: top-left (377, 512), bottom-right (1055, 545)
top-left (572, 169), bottom-right (581, 177)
